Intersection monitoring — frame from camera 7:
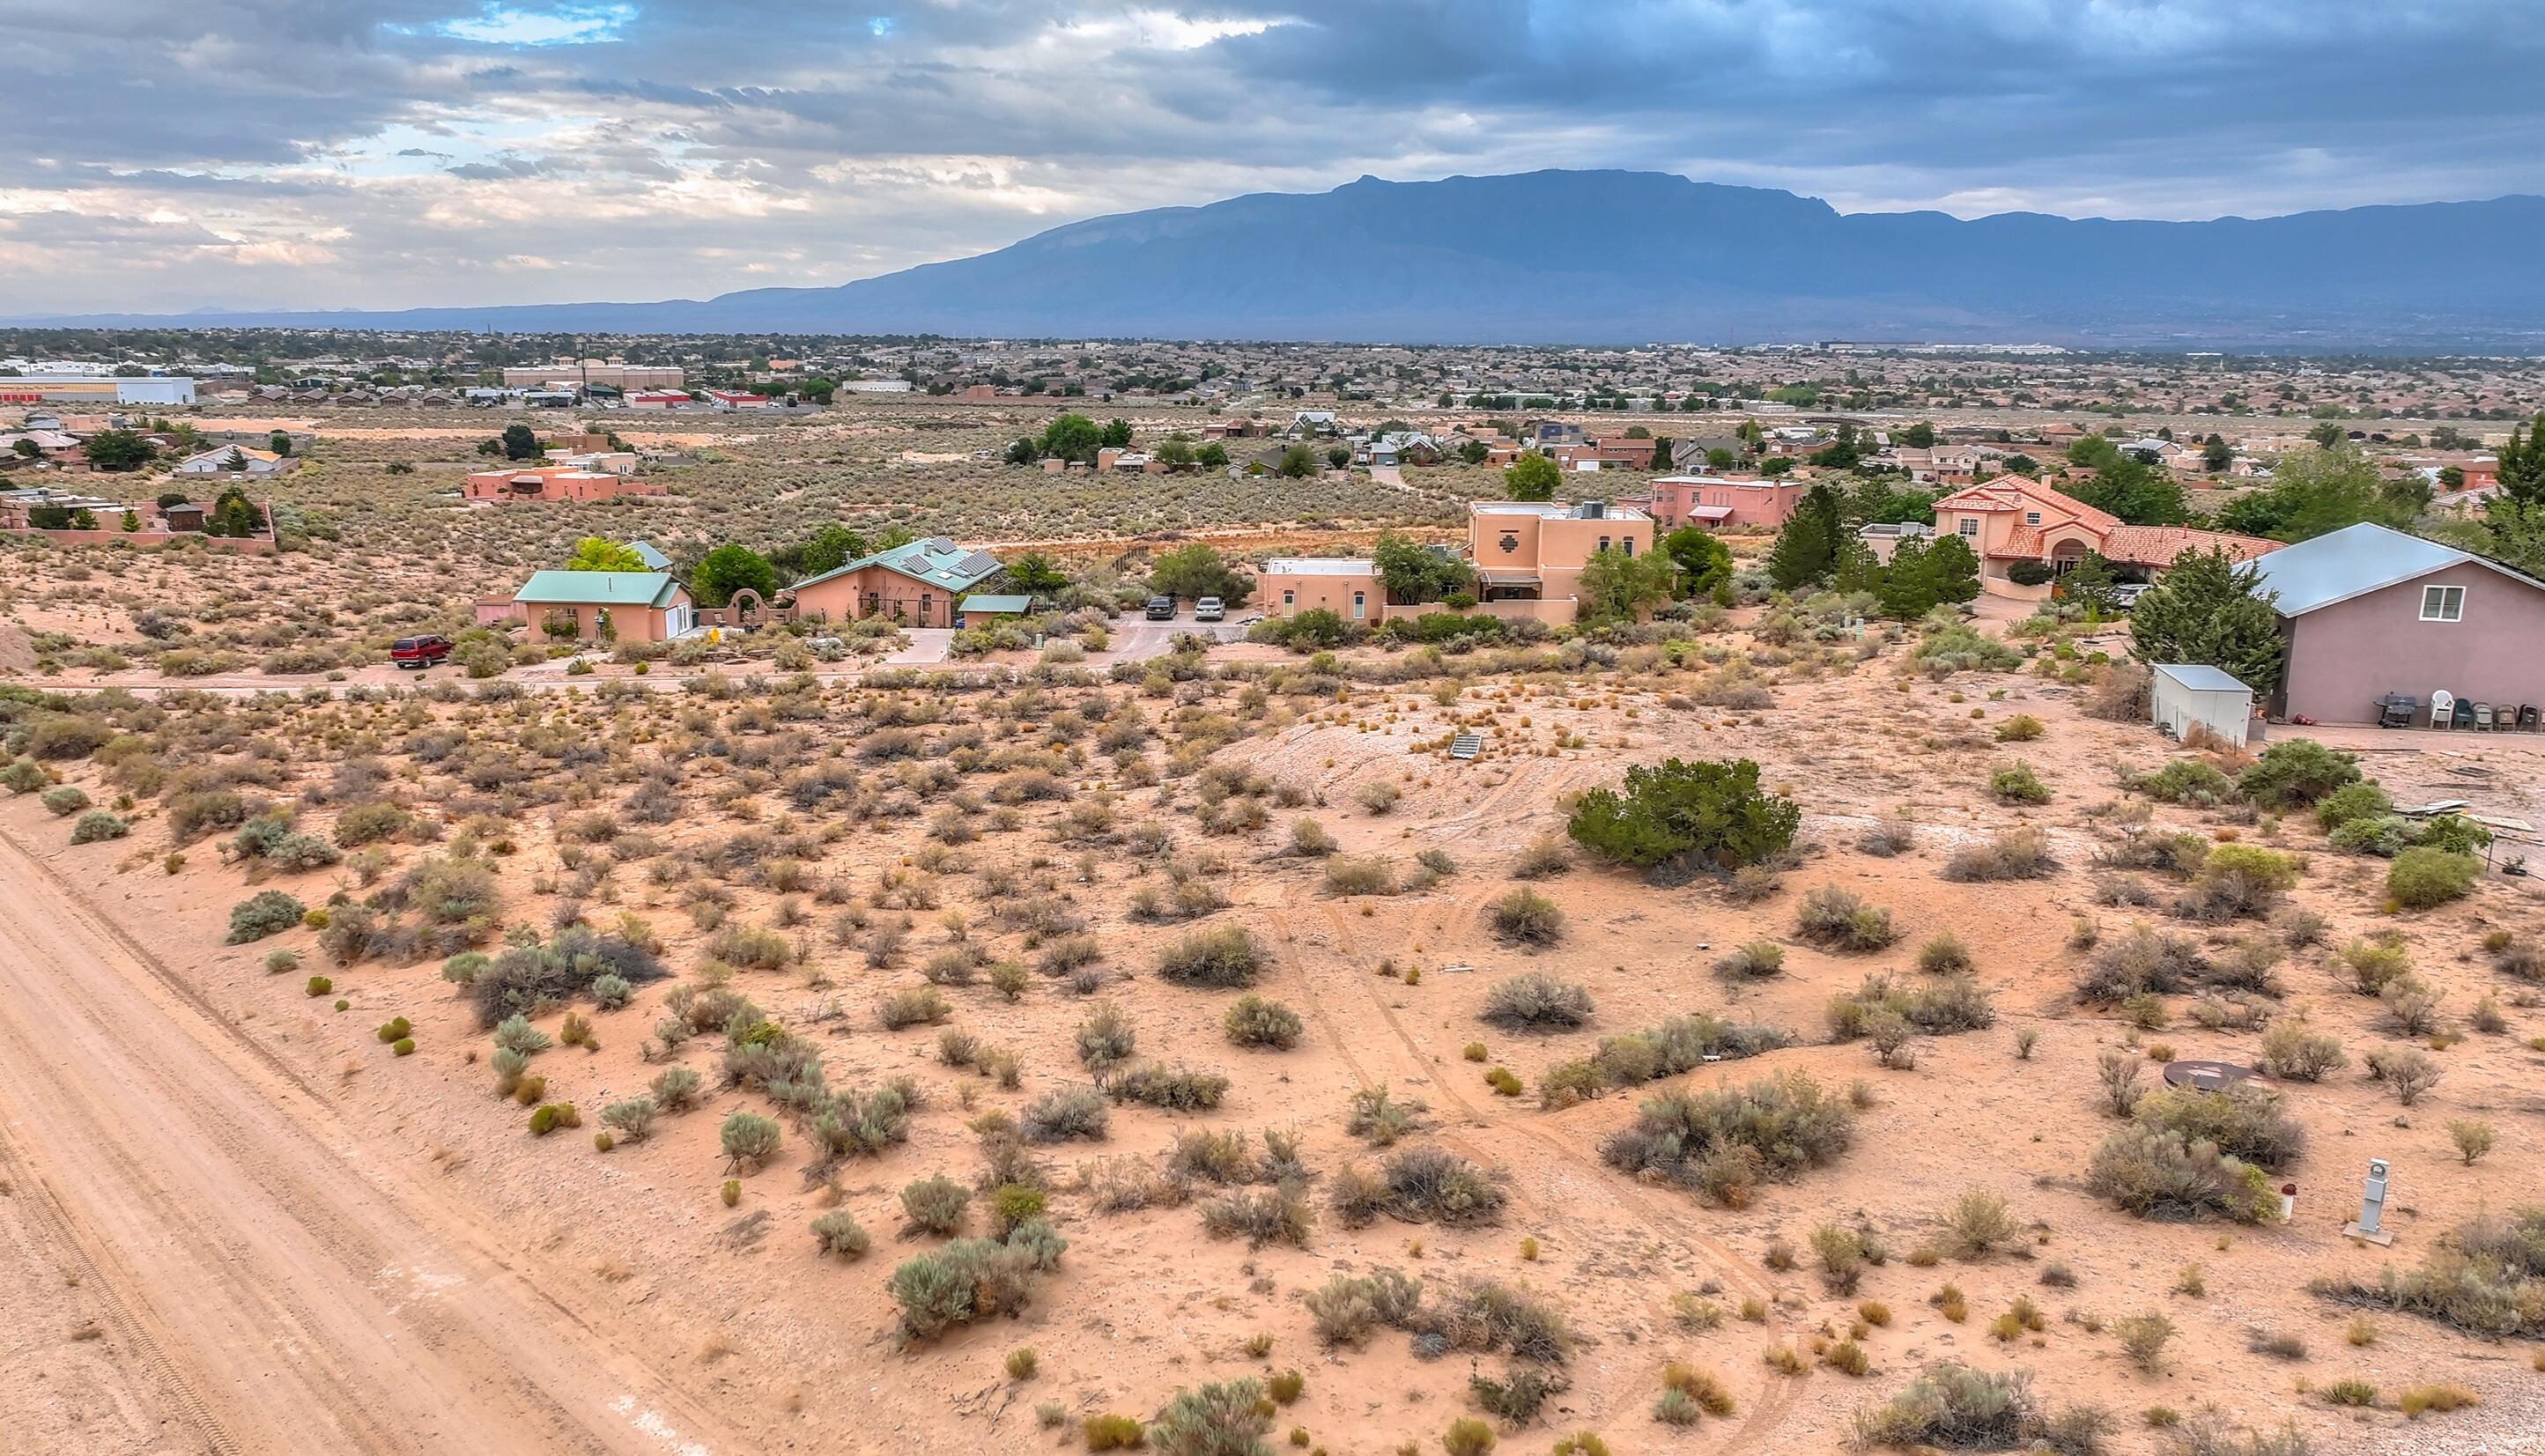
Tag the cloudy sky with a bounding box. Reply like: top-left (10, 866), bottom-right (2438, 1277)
top-left (8, 0), bottom-right (2539, 314)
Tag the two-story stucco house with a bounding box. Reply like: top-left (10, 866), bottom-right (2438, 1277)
top-left (1469, 500), bottom-right (1654, 619)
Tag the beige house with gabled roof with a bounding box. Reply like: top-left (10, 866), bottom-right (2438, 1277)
top-left (1932, 475), bottom-right (2276, 599)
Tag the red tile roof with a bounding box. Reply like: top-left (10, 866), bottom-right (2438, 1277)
top-left (1933, 475), bottom-right (2121, 533)
top-left (2100, 525), bottom-right (2279, 567)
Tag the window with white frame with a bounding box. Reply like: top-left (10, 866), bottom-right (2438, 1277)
top-left (1351, 591), bottom-right (1365, 619)
top-left (1957, 517), bottom-right (1979, 537)
top-left (2024, 510), bottom-right (2041, 525)
top-left (2420, 584), bottom-right (2465, 622)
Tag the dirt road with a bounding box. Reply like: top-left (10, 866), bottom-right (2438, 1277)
top-left (0, 831), bottom-right (736, 1456)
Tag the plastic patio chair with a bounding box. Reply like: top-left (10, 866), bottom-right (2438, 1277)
top-left (2473, 702), bottom-right (2495, 730)
top-left (2430, 690), bottom-right (2455, 728)
top-left (2453, 698), bottom-right (2478, 729)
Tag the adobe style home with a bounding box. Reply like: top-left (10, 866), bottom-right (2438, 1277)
top-left (1640, 475), bottom-right (1805, 531)
top-left (464, 464), bottom-right (667, 503)
top-left (1471, 500), bottom-right (1654, 618)
top-left (1931, 475), bottom-right (2275, 599)
top-left (1258, 558), bottom-right (1387, 625)
top-left (509, 570), bottom-right (696, 642)
top-left (788, 536), bottom-right (1003, 627)
top-left (2247, 522), bottom-right (2545, 726)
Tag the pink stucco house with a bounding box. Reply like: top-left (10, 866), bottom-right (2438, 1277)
top-left (1931, 475), bottom-right (2276, 599)
top-left (1470, 500), bottom-right (1654, 617)
top-left (1640, 475), bottom-right (1806, 531)
top-left (464, 465), bottom-right (667, 503)
top-left (2248, 522), bottom-right (2545, 725)
top-left (1257, 558), bottom-right (1387, 624)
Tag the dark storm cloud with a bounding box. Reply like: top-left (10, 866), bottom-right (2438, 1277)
top-left (4, 0), bottom-right (2538, 312)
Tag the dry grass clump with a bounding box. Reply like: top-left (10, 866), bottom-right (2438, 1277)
top-left (1826, 972), bottom-right (1996, 1040)
top-left (1602, 1072), bottom-right (1853, 1206)
top-left (1849, 1362), bottom-right (2105, 1452)
top-left (1942, 827), bottom-right (2058, 883)
top-left (1330, 1145), bottom-right (1508, 1227)
top-left (1480, 972), bottom-right (1594, 1031)
top-left (1224, 994), bottom-right (1304, 1049)
top-left (2312, 1207), bottom-right (2545, 1337)
top-left (1542, 1013), bottom-right (1792, 1107)
top-left (1306, 1266), bottom-right (1424, 1346)
top-left (1487, 888), bottom-right (1567, 946)
top-left (2132, 1083), bottom-right (2303, 1171)
top-left (1794, 885), bottom-right (1898, 951)
top-left (2084, 1128), bottom-right (2276, 1223)
top-left (1158, 924), bottom-right (1265, 987)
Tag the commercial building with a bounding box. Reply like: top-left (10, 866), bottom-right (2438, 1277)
top-left (500, 362), bottom-right (684, 390)
top-left (0, 377), bottom-right (197, 406)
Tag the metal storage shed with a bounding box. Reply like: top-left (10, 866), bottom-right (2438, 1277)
top-left (2151, 664), bottom-right (2254, 746)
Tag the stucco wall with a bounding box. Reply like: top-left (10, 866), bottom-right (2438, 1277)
top-left (2282, 564), bottom-right (2545, 724)
top-left (1261, 570), bottom-right (1381, 622)
top-left (789, 567), bottom-right (956, 626)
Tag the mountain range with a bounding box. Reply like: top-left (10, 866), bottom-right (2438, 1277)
top-left (19, 171), bottom-right (2545, 347)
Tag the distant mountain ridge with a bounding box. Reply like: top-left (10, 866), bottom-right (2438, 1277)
top-left (20, 171), bottom-right (2545, 346)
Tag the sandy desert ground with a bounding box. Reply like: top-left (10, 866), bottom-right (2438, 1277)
top-left (4, 612), bottom-right (2543, 1456)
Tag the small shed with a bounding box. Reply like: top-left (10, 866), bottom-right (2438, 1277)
top-left (956, 594), bottom-right (1032, 627)
top-left (2151, 664), bottom-right (2253, 746)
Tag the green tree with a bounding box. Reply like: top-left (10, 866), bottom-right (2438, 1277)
top-left (1922, 533), bottom-right (1980, 608)
top-left (499, 424), bottom-right (542, 461)
top-left (565, 536), bottom-right (645, 572)
top-left (1154, 439), bottom-right (1197, 471)
top-left (1660, 526), bottom-right (1733, 599)
top-left (2001, 454), bottom-right (2039, 477)
top-left (1276, 445), bottom-right (1318, 479)
top-left (2065, 435), bottom-right (2186, 525)
top-left (1036, 414), bottom-right (1102, 464)
top-left (1372, 530), bottom-right (1472, 605)
top-left (1324, 445), bottom-right (1352, 470)
top-left (2201, 436), bottom-right (2233, 472)
top-left (68, 507), bottom-right (99, 530)
top-left (120, 508), bottom-right (140, 533)
top-left (1705, 446), bottom-right (1736, 469)
top-left (2061, 551), bottom-right (2119, 615)
top-left (1503, 450), bottom-right (1562, 501)
top-left (1567, 758), bottom-right (1801, 876)
top-left (1456, 439), bottom-right (1491, 465)
top-left (1196, 441), bottom-right (1229, 469)
top-left (81, 430), bottom-right (156, 471)
top-left (2306, 420), bottom-right (2347, 448)
top-left (691, 543), bottom-right (776, 608)
top-left (1148, 543), bottom-right (1250, 605)
top-left (268, 430), bottom-right (293, 457)
top-left (1002, 551), bottom-right (1069, 594)
top-left (1099, 418), bottom-right (1133, 448)
top-left (2128, 547), bottom-right (2283, 695)
top-left (1757, 455), bottom-right (1796, 477)
top-left (2215, 443), bottom-right (2415, 542)
top-left (1899, 421), bottom-right (1937, 448)
top-left (788, 523), bottom-right (868, 579)
top-left (1765, 483), bottom-right (1846, 590)
top-left (1002, 437), bottom-right (1040, 466)
top-left (1874, 537), bottom-right (1934, 619)
top-left (2496, 411), bottom-right (2545, 507)
top-left (1576, 545), bottom-right (1676, 624)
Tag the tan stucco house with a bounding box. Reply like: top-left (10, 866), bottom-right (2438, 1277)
top-left (787, 536), bottom-right (1003, 627)
top-left (1469, 500), bottom-right (1654, 619)
top-left (509, 570), bottom-right (695, 642)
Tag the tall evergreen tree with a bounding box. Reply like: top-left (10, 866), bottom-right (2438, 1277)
top-left (2496, 412), bottom-right (2545, 507)
top-left (2128, 548), bottom-right (2283, 694)
top-left (1923, 534), bottom-right (1981, 607)
top-left (1765, 484), bottom-right (1845, 590)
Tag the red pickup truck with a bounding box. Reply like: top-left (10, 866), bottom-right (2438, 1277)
top-left (388, 634), bottom-right (454, 669)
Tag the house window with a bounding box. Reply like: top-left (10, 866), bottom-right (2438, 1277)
top-left (2420, 584), bottom-right (2465, 622)
top-left (2024, 511), bottom-right (2041, 525)
top-left (1957, 517), bottom-right (1979, 537)
top-left (1351, 591), bottom-right (1365, 620)
top-left (1597, 536), bottom-right (1610, 553)
top-left (1621, 537), bottom-right (1633, 558)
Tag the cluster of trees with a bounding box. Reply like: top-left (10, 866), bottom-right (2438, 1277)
top-left (2061, 435), bottom-right (2187, 526)
top-left (2216, 441), bottom-right (2426, 542)
top-left (2434, 410), bottom-right (2545, 579)
top-left (1148, 543), bottom-right (1251, 604)
top-left (1003, 414), bottom-right (1132, 467)
top-left (80, 429), bottom-right (157, 472)
top-left (1764, 483), bottom-right (1979, 617)
top-left (1372, 530), bottom-right (1474, 605)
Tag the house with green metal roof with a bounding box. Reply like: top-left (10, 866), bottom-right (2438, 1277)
top-left (510, 569), bottom-right (695, 643)
top-left (788, 536), bottom-right (1004, 628)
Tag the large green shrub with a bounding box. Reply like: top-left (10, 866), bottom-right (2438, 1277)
top-left (2238, 739), bottom-right (2361, 809)
top-left (1565, 758), bottom-right (1800, 877)
top-left (225, 890), bottom-right (307, 943)
top-left (2388, 847), bottom-right (2478, 909)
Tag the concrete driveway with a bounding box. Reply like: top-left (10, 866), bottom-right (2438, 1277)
top-left (882, 628), bottom-right (956, 666)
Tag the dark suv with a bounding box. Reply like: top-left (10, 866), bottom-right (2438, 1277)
top-left (1143, 595), bottom-right (1176, 620)
top-left (389, 634), bottom-right (454, 669)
